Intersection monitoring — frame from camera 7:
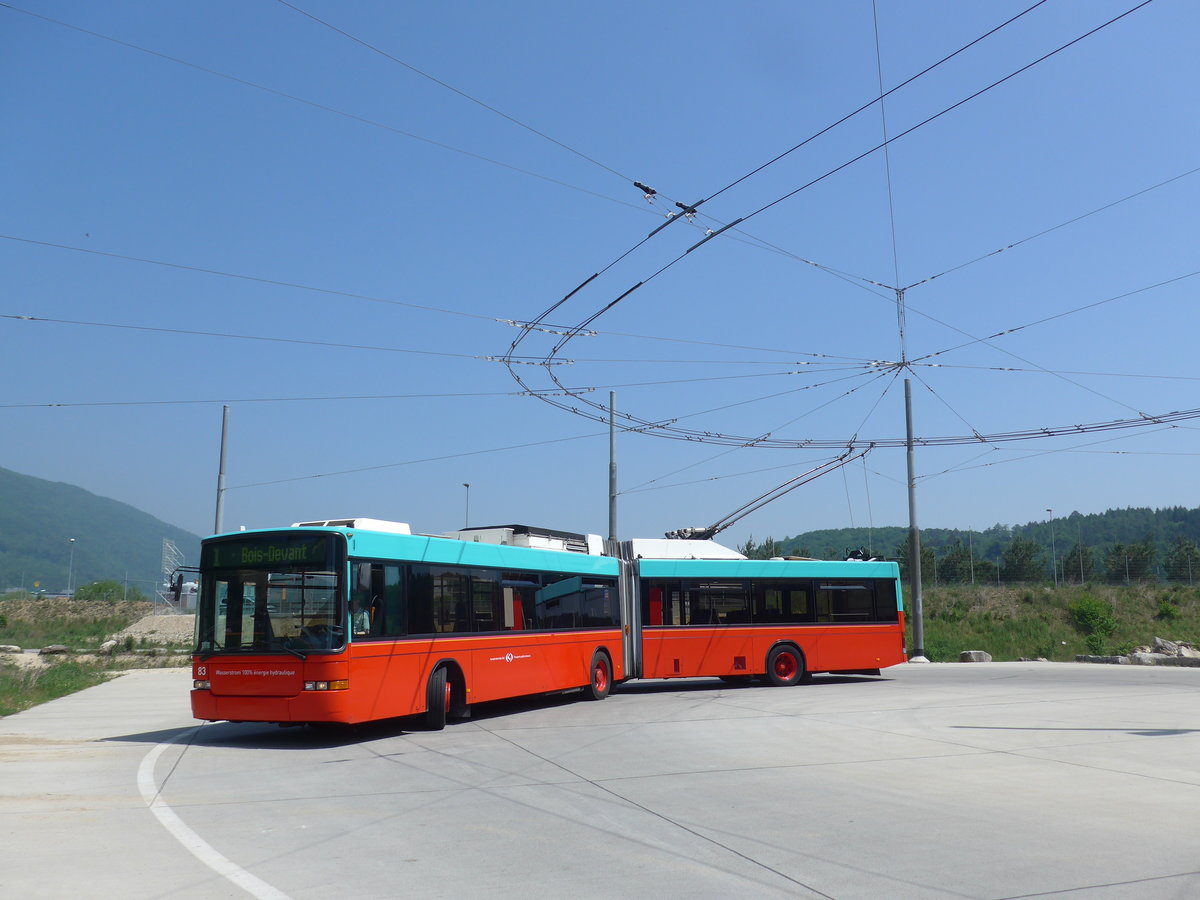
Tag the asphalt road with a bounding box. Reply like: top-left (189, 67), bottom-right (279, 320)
top-left (1, 662), bottom-right (1198, 899)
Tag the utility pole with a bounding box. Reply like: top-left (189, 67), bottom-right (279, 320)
top-left (608, 391), bottom-right (618, 541)
top-left (214, 405), bottom-right (229, 535)
top-left (900, 284), bottom-right (926, 661)
top-left (67, 537), bottom-right (76, 597)
top-left (1046, 508), bottom-right (1058, 587)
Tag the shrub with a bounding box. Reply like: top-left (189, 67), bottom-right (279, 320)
top-left (1156, 598), bottom-right (1180, 621)
top-left (1068, 595), bottom-right (1117, 638)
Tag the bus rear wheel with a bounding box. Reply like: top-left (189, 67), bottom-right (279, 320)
top-left (584, 650), bottom-right (612, 701)
top-left (423, 666), bottom-right (450, 730)
top-left (764, 645), bottom-right (805, 687)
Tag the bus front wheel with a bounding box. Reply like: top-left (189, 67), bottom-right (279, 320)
top-left (764, 645), bottom-right (805, 687)
top-left (423, 666), bottom-right (450, 730)
top-left (584, 650), bottom-right (612, 701)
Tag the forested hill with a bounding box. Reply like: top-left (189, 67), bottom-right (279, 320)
top-left (0, 466), bottom-right (200, 595)
top-left (740, 506), bottom-right (1200, 581)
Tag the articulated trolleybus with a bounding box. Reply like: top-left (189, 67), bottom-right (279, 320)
top-left (192, 518), bottom-right (907, 728)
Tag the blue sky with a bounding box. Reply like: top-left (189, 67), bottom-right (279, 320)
top-left (3, 0), bottom-right (1197, 553)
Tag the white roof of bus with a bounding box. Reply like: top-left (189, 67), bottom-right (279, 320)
top-left (290, 518), bottom-right (412, 534)
top-left (629, 538), bottom-right (746, 560)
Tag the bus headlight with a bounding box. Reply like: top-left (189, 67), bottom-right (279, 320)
top-left (303, 680), bottom-right (349, 691)
top-left (193, 680), bottom-right (211, 690)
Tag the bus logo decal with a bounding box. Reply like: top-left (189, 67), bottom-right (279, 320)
top-left (489, 652), bottom-right (532, 663)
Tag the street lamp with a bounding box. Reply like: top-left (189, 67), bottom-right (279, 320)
top-left (463, 483), bottom-right (470, 528)
top-left (67, 537), bottom-right (76, 597)
top-left (1045, 508), bottom-right (1058, 587)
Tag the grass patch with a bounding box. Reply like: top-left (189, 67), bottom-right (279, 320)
top-left (0, 594), bottom-right (152, 648)
top-left (0, 654), bottom-right (189, 717)
top-left (0, 593), bottom-right (190, 717)
top-left (0, 659), bottom-right (114, 717)
top-left (911, 583), bottom-right (1200, 661)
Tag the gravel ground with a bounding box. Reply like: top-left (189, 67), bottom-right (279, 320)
top-left (111, 613), bottom-right (195, 645)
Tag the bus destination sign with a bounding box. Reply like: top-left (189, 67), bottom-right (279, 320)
top-left (205, 536), bottom-right (333, 569)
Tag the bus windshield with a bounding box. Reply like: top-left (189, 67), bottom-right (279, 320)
top-left (196, 533), bottom-right (345, 656)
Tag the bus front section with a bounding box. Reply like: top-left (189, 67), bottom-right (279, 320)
top-left (191, 530), bottom-right (352, 724)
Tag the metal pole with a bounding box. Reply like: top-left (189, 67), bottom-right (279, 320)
top-left (1079, 524), bottom-right (1085, 583)
top-left (463, 483), bottom-right (470, 528)
top-left (1046, 508), bottom-right (1058, 587)
top-left (904, 378), bottom-right (926, 660)
top-left (609, 391), bottom-right (618, 541)
top-left (214, 405), bottom-right (229, 534)
top-left (67, 537), bottom-right (76, 596)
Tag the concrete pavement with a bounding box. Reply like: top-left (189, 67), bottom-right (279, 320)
top-left (2, 663), bottom-right (1198, 898)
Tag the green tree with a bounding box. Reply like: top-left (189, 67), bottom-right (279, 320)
top-left (938, 539), bottom-right (976, 583)
top-left (895, 536), bottom-right (936, 585)
top-left (1063, 541), bottom-right (1094, 583)
top-left (1163, 537), bottom-right (1200, 583)
top-left (1103, 540), bottom-right (1155, 583)
top-left (1002, 535), bottom-right (1047, 583)
top-left (747, 537), bottom-right (781, 560)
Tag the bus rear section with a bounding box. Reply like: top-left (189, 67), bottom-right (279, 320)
top-left (634, 557), bottom-right (906, 684)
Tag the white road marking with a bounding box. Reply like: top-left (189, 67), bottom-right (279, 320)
top-left (138, 731), bottom-right (292, 900)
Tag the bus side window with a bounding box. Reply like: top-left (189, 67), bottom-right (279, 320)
top-left (642, 584), bottom-right (666, 626)
top-left (756, 585), bottom-right (783, 623)
top-left (502, 578), bottom-right (539, 630)
top-left (816, 581), bottom-right (873, 621)
top-left (370, 564), bottom-right (405, 636)
top-left (875, 580), bottom-right (899, 622)
top-left (471, 572), bottom-right (501, 632)
top-left (503, 586), bottom-right (522, 630)
top-left (351, 565), bottom-right (373, 636)
top-left (686, 581), bottom-right (749, 625)
top-left (754, 583), bottom-right (813, 623)
top-left (787, 586), bottom-right (813, 622)
top-left (407, 567), bottom-right (436, 634)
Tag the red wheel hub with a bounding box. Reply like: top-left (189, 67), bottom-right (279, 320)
top-left (774, 653), bottom-right (797, 679)
top-left (594, 660), bottom-right (609, 692)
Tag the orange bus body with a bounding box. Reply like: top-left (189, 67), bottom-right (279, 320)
top-left (640, 621), bottom-right (907, 679)
top-left (192, 629), bottom-right (623, 725)
top-left (634, 557), bottom-right (907, 681)
top-left (190, 524), bottom-right (906, 728)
